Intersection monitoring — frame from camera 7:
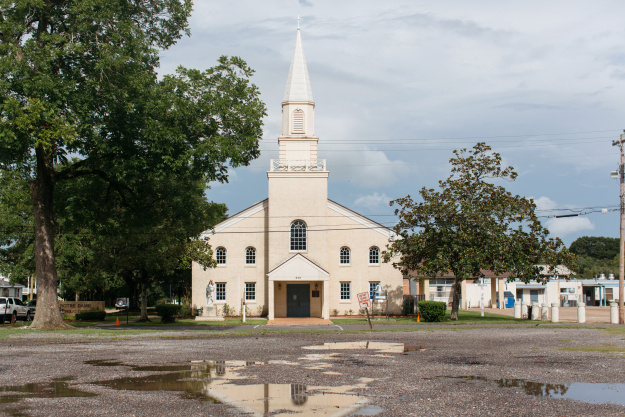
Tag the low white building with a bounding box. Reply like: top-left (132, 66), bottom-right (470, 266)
top-left (0, 277), bottom-right (24, 299)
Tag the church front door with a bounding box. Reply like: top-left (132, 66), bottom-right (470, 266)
top-left (286, 284), bottom-right (310, 317)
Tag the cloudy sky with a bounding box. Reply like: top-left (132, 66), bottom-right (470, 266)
top-left (159, 0), bottom-right (625, 246)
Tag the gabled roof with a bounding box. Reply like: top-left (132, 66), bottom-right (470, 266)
top-left (267, 253), bottom-right (329, 281)
top-left (327, 199), bottom-right (397, 239)
top-left (283, 28), bottom-right (314, 103)
top-left (200, 199), bottom-right (268, 237)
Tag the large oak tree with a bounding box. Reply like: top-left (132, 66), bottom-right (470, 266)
top-left (385, 143), bottom-right (575, 320)
top-left (0, 1), bottom-right (266, 329)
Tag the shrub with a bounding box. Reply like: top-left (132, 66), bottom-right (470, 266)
top-left (177, 304), bottom-right (191, 318)
top-left (344, 309), bottom-right (354, 316)
top-left (155, 304), bottom-right (182, 323)
top-left (331, 309), bottom-right (339, 317)
top-left (417, 301), bottom-right (446, 322)
top-left (221, 303), bottom-right (232, 316)
top-left (75, 310), bottom-right (107, 321)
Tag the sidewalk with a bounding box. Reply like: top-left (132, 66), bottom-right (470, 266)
top-left (468, 306), bottom-right (615, 323)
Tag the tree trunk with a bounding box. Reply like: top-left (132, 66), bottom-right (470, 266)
top-left (29, 148), bottom-right (71, 330)
top-left (450, 278), bottom-right (462, 320)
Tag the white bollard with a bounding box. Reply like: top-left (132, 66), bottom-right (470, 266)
top-left (541, 304), bottom-right (549, 321)
top-left (551, 303), bottom-right (559, 323)
top-left (514, 301), bottom-right (521, 319)
top-left (577, 302), bottom-right (586, 324)
top-left (522, 302), bottom-right (528, 319)
top-left (531, 303), bottom-right (540, 320)
top-left (610, 301), bottom-right (618, 324)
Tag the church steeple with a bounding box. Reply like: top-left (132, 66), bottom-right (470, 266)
top-left (280, 27), bottom-right (316, 140)
top-left (283, 28), bottom-right (314, 104)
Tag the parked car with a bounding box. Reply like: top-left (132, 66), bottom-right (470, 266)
top-left (0, 297), bottom-right (31, 323)
top-left (115, 298), bottom-right (129, 309)
top-left (27, 299), bottom-right (36, 317)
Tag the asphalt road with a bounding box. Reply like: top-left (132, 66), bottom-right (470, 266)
top-left (1, 324), bottom-right (624, 416)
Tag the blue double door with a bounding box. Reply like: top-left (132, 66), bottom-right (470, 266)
top-left (286, 284), bottom-right (310, 317)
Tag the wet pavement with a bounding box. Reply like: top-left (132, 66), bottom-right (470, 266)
top-left (0, 326), bottom-right (624, 416)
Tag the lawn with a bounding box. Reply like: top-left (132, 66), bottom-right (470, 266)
top-left (331, 310), bottom-right (527, 325)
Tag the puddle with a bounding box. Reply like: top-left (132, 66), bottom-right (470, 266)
top-left (84, 359), bottom-right (125, 367)
top-left (303, 341), bottom-right (420, 354)
top-left (90, 360), bottom-right (374, 415)
top-left (451, 376), bottom-right (625, 406)
top-left (0, 379), bottom-right (97, 404)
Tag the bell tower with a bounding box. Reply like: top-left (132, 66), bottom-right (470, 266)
top-left (267, 26), bottom-right (329, 272)
top-left (271, 27), bottom-right (323, 172)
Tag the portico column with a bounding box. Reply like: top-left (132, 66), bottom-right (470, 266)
top-left (498, 277), bottom-right (505, 309)
top-left (268, 280), bottom-right (275, 320)
top-left (423, 279), bottom-right (430, 301)
top-left (322, 280), bottom-right (329, 319)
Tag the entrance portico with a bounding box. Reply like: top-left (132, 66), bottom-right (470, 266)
top-left (267, 254), bottom-right (330, 320)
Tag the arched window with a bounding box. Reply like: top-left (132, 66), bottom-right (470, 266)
top-left (340, 247), bottom-right (350, 264)
top-left (292, 109), bottom-right (304, 134)
top-left (369, 246), bottom-right (380, 264)
top-left (290, 220), bottom-right (307, 251)
top-left (216, 247), bottom-right (226, 265)
top-left (245, 247), bottom-right (256, 265)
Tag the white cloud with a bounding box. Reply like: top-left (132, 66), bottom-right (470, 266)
top-left (353, 192), bottom-right (391, 211)
top-left (533, 196), bottom-right (557, 211)
top-left (545, 216), bottom-right (595, 238)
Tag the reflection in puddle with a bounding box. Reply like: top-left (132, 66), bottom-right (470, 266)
top-left (303, 341), bottom-right (414, 354)
top-left (91, 360), bottom-right (371, 415)
top-left (451, 376), bottom-right (625, 406)
top-left (0, 379), bottom-right (97, 405)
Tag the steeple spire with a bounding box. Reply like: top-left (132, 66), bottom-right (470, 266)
top-left (283, 27), bottom-right (314, 103)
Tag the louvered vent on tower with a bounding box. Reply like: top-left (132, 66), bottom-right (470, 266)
top-left (292, 110), bottom-right (304, 134)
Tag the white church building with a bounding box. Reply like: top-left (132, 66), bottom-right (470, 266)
top-left (192, 28), bottom-right (404, 320)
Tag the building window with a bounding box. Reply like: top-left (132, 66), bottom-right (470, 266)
top-left (369, 246), bottom-right (380, 264)
top-left (245, 283), bottom-right (256, 301)
top-left (290, 220), bottom-right (307, 251)
top-left (340, 282), bottom-right (351, 300)
top-left (216, 247), bottom-right (226, 265)
top-left (216, 283), bottom-right (226, 301)
top-left (369, 282), bottom-right (380, 300)
top-left (606, 288), bottom-right (614, 300)
top-left (339, 247), bottom-right (350, 264)
top-left (292, 109), bottom-right (304, 134)
top-left (246, 247), bottom-right (256, 265)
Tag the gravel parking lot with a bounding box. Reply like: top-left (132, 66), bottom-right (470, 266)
top-left (1, 324), bottom-right (624, 416)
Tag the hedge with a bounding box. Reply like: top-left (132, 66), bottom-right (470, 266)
top-left (155, 304), bottom-right (182, 323)
top-left (75, 310), bottom-right (107, 321)
top-left (417, 301), bottom-right (446, 322)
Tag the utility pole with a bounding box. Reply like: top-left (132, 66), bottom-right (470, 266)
top-left (612, 131), bottom-right (625, 325)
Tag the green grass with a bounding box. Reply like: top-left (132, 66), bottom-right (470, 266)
top-left (68, 315), bottom-right (267, 327)
top-left (557, 344), bottom-right (625, 356)
top-left (331, 310), bottom-right (527, 325)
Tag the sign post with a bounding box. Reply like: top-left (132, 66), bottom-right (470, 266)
top-left (357, 292), bottom-right (372, 329)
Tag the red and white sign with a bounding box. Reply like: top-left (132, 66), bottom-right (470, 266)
top-left (357, 292), bottom-right (372, 309)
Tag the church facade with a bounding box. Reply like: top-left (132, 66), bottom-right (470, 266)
top-left (191, 29), bottom-right (403, 319)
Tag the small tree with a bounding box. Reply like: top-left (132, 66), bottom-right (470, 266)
top-left (385, 143), bottom-right (575, 320)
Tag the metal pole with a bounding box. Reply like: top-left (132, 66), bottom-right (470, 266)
top-left (480, 278), bottom-right (485, 317)
top-left (614, 132), bottom-right (625, 325)
top-left (618, 135), bottom-right (625, 324)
